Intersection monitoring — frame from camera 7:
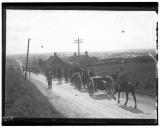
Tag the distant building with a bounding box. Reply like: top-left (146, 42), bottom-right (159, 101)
top-left (69, 51), bottom-right (98, 66)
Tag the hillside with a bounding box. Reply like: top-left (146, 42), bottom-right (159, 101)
top-left (4, 58), bottom-right (63, 118)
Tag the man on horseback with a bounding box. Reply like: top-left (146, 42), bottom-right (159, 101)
top-left (118, 67), bottom-right (128, 88)
top-left (111, 67), bottom-right (138, 109)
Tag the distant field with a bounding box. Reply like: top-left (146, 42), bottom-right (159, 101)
top-left (5, 58), bottom-right (63, 118)
top-left (92, 62), bottom-right (157, 97)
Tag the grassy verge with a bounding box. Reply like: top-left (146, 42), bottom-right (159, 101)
top-left (5, 58), bottom-right (63, 118)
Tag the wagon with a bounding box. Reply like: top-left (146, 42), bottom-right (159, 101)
top-left (87, 76), bottom-right (113, 96)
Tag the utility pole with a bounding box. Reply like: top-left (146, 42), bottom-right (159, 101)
top-left (25, 38), bottom-right (30, 80)
top-left (74, 38), bottom-right (83, 56)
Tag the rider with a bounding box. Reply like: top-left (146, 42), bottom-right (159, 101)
top-left (118, 67), bottom-right (128, 87)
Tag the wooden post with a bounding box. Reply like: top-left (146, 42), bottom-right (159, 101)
top-left (74, 38), bottom-right (83, 56)
top-left (25, 38), bottom-right (30, 80)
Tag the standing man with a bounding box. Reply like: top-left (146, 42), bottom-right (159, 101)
top-left (64, 67), bottom-right (69, 83)
top-left (52, 68), bottom-right (56, 80)
top-left (82, 67), bottom-right (88, 88)
top-left (57, 68), bottom-right (62, 84)
top-left (46, 69), bottom-right (52, 89)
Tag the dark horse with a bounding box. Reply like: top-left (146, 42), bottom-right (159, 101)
top-left (111, 73), bottom-right (139, 109)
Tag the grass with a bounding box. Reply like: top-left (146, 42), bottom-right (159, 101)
top-left (5, 58), bottom-right (63, 118)
top-left (92, 62), bottom-right (157, 97)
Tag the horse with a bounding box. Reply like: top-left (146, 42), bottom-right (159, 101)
top-left (111, 73), bottom-right (139, 109)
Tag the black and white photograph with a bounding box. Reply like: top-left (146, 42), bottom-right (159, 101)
top-left (2, 2), bottom-right (158, 125)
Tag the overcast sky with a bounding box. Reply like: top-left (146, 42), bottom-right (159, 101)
top-left (6, 10), bottom-right (157, 55)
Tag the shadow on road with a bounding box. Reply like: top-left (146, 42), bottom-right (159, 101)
top-left (91, 94), bottom-right (113, 100)
top-left (119, 105), bottom-right (145, 114)
top-left (79, 88), bottom-right (89, 93)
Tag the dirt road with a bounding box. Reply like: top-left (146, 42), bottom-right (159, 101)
top-left (28, 73), bottom-right (157, 119)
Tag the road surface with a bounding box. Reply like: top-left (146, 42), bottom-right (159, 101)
top-left (28, 73), bottom-right (157, 119)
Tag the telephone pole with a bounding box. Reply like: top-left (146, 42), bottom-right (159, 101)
top-left (25, 38), bottom-right (31, 80)
top-left (74, 38), bottom-right (83, 56)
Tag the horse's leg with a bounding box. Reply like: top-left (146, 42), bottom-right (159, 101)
top-left (109, 83), bottom-right (113, 96)
top-left (112, 90), bottom-right (117, 100)
top-left (131, 91), bottom-right (137, 109)
top-left (124, 92), bottom-right (129, 106)
top-left (118, 91), bottom-right (120, 103)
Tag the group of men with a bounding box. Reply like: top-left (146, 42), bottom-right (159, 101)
top-left (45, 62), bottom-right (128, 93)
top-left (45, 65), bottom-right (96, 89)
